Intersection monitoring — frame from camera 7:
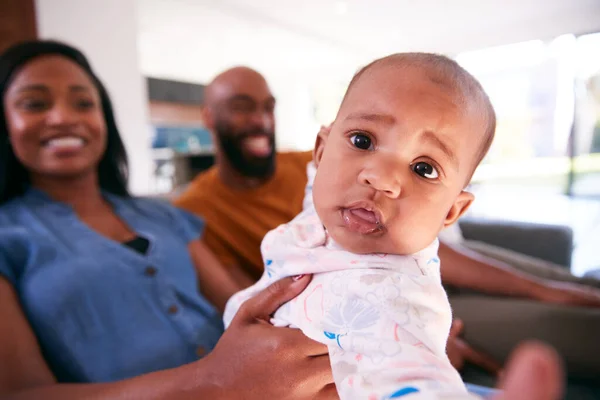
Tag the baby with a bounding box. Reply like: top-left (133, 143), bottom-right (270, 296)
top-left (224, 53), bottom-right (496, 399)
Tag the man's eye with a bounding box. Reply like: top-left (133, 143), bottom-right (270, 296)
top-left (413, 162), bottom-right (439, 179)
top-left (350, 133), bottom-right (373, 150)
top-left (231, 102), bottom-right (254, 113)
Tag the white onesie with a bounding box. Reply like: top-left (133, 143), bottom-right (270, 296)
top-left (224, 165), bottom-right (480, 400)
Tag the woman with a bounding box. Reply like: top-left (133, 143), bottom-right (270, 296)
top-left (0, 40), bottom-right (336, 399)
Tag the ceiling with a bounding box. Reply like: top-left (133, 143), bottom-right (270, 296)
top-left (136, 0), bottom-right (600, 84)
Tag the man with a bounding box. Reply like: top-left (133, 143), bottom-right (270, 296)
top-left (176, 67), bottom-right (311, 286)
top-left (175, 66), bottom-right (600, 395)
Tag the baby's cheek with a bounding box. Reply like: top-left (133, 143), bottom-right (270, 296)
top-left (312, 179), bottom-right (338, 213)
top-left (388, 219), bottom-right (436, 254)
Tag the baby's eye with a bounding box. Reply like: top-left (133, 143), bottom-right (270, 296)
top-left (350, 133), bottom-right (373, 150)
top-left (412, 162), bottom-right (439, 179)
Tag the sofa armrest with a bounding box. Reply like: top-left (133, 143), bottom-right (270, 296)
top-left (458, 218), bottom-right (573, 268)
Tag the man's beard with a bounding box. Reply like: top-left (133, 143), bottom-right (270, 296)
top-left (214, 120), bottom-right (276, 178)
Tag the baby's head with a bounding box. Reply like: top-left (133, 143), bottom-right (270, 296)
top-left (312, 53), bottom-right (495, 255)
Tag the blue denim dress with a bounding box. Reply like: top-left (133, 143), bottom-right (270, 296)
top-left (0, 189), bottom-right (224, 382)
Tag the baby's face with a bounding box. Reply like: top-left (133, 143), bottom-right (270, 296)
top-left (312, 64), bottom-right (487, 255)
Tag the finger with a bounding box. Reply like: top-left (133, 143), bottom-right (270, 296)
top-left (233, 275), bottom-right (312, 324)
top-left (292, 354), bottom-right (335, 399)
top-left (460, 341), bottom-right (503, 375)
top-left (313, 383), bottom-right (340, 400)
top-left (258, 325), bottom-right (330, 357)
top-left (493, 341), bottom-right (563, 400)
top-left (305, 354), bottom-right (335, 388)
top-left (449, 319), bottom-right (464, 337)
top-left (284, 328), bottom-right (331, 357)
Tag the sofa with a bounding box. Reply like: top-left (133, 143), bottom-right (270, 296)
top-left (459, 217), bottom-right (573, 269)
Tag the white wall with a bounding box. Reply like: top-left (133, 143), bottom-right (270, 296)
top-left (35, 0), bottom-right (153, 194)
top-left (269, 75), bottom-right (320, 151)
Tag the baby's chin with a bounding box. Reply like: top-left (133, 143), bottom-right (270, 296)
top-left (327, 227), bottom-right (422, 256)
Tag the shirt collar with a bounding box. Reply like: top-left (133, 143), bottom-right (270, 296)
top-left (22, 187), bottom-right (127, 215)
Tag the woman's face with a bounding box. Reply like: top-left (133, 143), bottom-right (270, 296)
top-left (3, 55), bottom-right (107, 181)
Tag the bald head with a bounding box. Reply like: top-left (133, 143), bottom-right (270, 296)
top-left (342, 53), bottom-right (496, 168)
top-left (202, 66), bottom-right (277, 179)
top-left (204, 66), bottom-right (270, 109)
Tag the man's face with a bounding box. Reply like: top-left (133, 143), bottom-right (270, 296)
top-left (210, 76), bottom-right (276, 178)
top-left (312, 64), bottom-right (486, 255)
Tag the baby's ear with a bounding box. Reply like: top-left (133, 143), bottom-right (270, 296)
top-left (443, 191), bottom-right (474, 228)
top-left (313, 123), bottom-right (332, 167)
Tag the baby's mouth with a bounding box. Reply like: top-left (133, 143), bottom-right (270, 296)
top-left (341, 207), bottom-right (385, 235)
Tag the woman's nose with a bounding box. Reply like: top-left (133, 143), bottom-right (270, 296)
top-left (46, 103), bottom-right (78, 126)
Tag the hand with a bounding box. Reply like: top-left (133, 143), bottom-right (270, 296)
top-left (202, 275), bottom-right (338, 400)
top-left (446, 319), bottom-right (502, 376)
top-left (493, 341), bottom-right (563, 400)
top-left (535, 281), bottom-right (600, 308)
top-left (448, 320), bottom-right (564, 400)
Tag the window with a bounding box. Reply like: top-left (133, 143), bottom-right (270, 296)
top-left (457, 33), bottom-right (600, 198)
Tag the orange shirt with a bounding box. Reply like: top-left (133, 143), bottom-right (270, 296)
top-left (174, 151), bottom-right (312, 280)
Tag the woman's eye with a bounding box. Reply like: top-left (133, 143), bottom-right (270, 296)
top-left (350, 133), bottom-right (373, 150)
top-left (20, 99), bottom-right (48, 111)
top-left (413, 162), bottom-right (439, 179)
top-left (76, 99), bottom-right (95, 109)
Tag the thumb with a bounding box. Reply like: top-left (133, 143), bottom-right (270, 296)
top-left (493, 341), bottom-right (563, 400)
top-left (449, 319), bottom-right (464, 338)
top-left (233, 275), bottom-right (312, 324)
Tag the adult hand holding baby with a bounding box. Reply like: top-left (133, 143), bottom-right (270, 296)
top-left (201, 275), bottom-right (338, 400)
